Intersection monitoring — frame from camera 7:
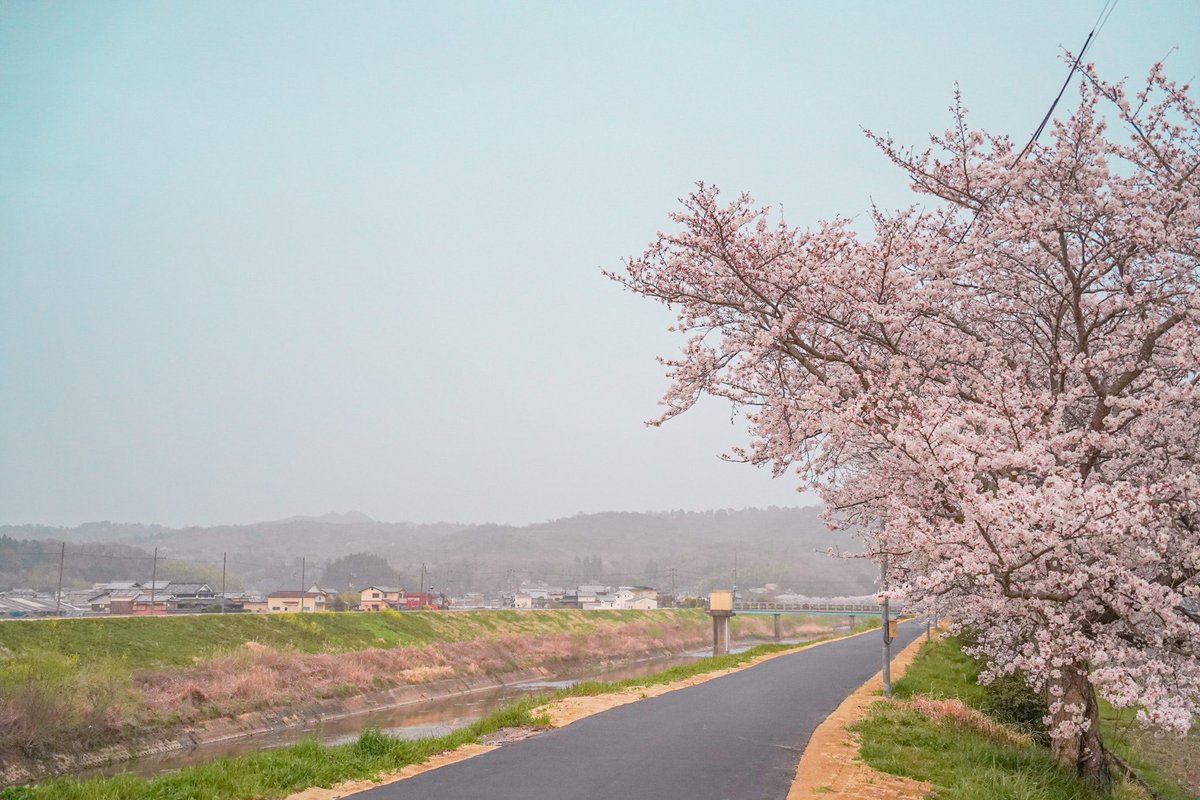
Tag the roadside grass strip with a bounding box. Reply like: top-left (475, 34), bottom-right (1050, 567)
top-left (1, 639), bottom-right (825, 800)
top-left (852, 636), bottom-right (1189, 800)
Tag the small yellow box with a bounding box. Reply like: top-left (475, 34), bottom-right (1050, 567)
top-left (887, 620), bottom-right (898, 638)
top-left (709, 590), bottom-right (734, 612)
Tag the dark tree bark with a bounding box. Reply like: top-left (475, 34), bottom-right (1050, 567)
top-left (1047, 664), bottom-right (1110, 788)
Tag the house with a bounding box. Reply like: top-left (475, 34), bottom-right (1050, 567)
top-left (454, 592), bottom-right (486, 609)
top-left (209, 591), bottom-right (257, 612)
top-left (131, 592), bottom-right (173, 615)
top-left (88, 587), bottom-right (141, 614)
top-left (243, 597), bottom-right (270, 613)
top-left (359, 585), bottom-right (402, 611)
top-left (615, 586), bottom-right (659, 610)
top-left (396, 591), bottom-right (439, 610)
top-left (0, 592), bottom-right (66, 618)
top-left (162, 582), bottom-right (217, 613)
top-left (266, 590), bottom-right (327, 612)
top-left (93, 580), bottom-right (141, 591)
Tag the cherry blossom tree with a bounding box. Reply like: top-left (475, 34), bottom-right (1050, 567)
top-left (611, 64), bottom-right (1200, 785)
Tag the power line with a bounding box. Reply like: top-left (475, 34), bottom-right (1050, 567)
top-left (1012, 0), bottom-right (1119, 165)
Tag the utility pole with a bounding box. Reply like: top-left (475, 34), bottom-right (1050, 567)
top-left (419, 562), bottom-right (427, 596)
top-left (732, 548), bottom-right (738, 602)
top-left (220, 552), bottom-right (227, 614)
top-left (55, 542), bottom-right (65, 616)
top-left (150, 547), bottom-right (159, 612)
top-left (300, 557), bottom-right (306, 592)
top-left (881, 552), bottom-right (893, 697)
top-left (669, 567), bottom-right (678, 603)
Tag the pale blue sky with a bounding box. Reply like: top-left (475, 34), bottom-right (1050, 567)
top-left (2, 1), bottom-right (1197, 527)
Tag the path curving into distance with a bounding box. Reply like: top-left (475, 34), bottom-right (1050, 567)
top-left (350, 621), bottom-right (924, 800)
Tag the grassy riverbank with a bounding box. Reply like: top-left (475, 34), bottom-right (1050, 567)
top-left (0, 609), bottom-right (708, 668)
top-left (0, 609), bottom-right (828, 774)
top-left (1, 639), bottom-right (819, 800)
top-left (853, 636), bottom-right (1191, 800)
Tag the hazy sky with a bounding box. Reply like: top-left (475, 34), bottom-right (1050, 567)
top-left (2, 2), bottom-right (1197, 528)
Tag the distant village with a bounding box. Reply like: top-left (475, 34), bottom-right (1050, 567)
top-left (0, 580), bottom-right (670, 618)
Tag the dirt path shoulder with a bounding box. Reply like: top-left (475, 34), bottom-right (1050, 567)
top-left (786, 632), bottom-right (931, 800)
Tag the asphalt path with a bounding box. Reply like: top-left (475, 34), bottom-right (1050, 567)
top-left (351, 621), bottom-right (923, 800)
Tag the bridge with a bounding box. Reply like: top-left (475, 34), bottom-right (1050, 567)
top-left (707, 591), bottom-right (903, 656)
top-left (732, 599), bottom-right (900, 617)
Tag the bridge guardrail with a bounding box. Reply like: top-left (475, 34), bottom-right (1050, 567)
top-left (732, 600), bottom-right (903, 613)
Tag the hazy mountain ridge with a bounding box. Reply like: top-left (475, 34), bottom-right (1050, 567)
top-left (0, 506), bottom-right (877, 595)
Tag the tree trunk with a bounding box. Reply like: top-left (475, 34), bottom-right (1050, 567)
top-left (1047, 664), bottom-right (1110, 788)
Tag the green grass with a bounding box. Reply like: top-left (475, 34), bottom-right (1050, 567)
top-left (3, 637), bottom-right (829, 800)
top-left (0, 609), bottom-right (716, 760)
top-left (854, 702), bottom-right (1138, 800)
top-left (889, 634), bottom-right (988, 707)
top-left (551, 637), bottom-right (824, 698)
top-left (1, 700), bottom-right (550, 800)
top-left (854, 636), bottom-right (1187, 800)
top-left (0, 609), bottom-right (707, 668)
top-left (1098, 699), bottom-right (1194, 800)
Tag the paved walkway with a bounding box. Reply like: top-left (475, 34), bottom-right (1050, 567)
top-left (351, 622), bottom-right (923, 800)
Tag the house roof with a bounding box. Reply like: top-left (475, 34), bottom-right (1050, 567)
top-left (92, 588), bottom-right (142, 600)
top-left (163, 582), bottom-right (213, 595)
top-left (361, 586), bottom-right (400, 593)
top-left (132, 593), bottom-right (174, 603)
top-left (0, 595), bottom-right (60, 614)
top-left (268, 590), bottom-right (324, 599)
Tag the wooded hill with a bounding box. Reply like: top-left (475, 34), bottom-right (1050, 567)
top-left (2, 506), bottom-right (877, 596)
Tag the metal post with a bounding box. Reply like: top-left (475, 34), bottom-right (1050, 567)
top-left (55, 542), bottom-right (65, 617)
top-left (221, 552), bottom-right (227, 614)
top-left (150, 547), bottom-right (158, 613)
top-left (881, 552), bottom-right (892, 697)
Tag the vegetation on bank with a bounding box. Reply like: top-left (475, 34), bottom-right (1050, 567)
top-left (0, 609), bottom-right (708, 668)
top-left (0, 609), bottom-right (828, 766)
top-left (1, 638), bottom-right (824, 800)
top-left (853, 636), bottom-right (1191, 800)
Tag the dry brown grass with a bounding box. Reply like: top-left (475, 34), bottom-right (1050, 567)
top-left (0, 613), bottom-right (833, 763)
top-left (135, 618), bottom-right (720, 721)
top-left (903, 696), bottom-right (1032, 746)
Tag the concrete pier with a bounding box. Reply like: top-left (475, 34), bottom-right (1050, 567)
top-left (708, 589), bottom-right (735, 657)
top-left (712, 612), bottom-right (731, 656)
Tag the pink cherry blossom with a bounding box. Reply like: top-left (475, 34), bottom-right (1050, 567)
top-left (610, 63), bottom-right (1200, 785)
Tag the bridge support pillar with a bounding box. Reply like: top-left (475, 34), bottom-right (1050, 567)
top-left (707, 590), bottom-right (735, 658)
top-left (710, 611), bottom-right (732, 657)
top-left (772, 613), bottom-right (782, 642)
